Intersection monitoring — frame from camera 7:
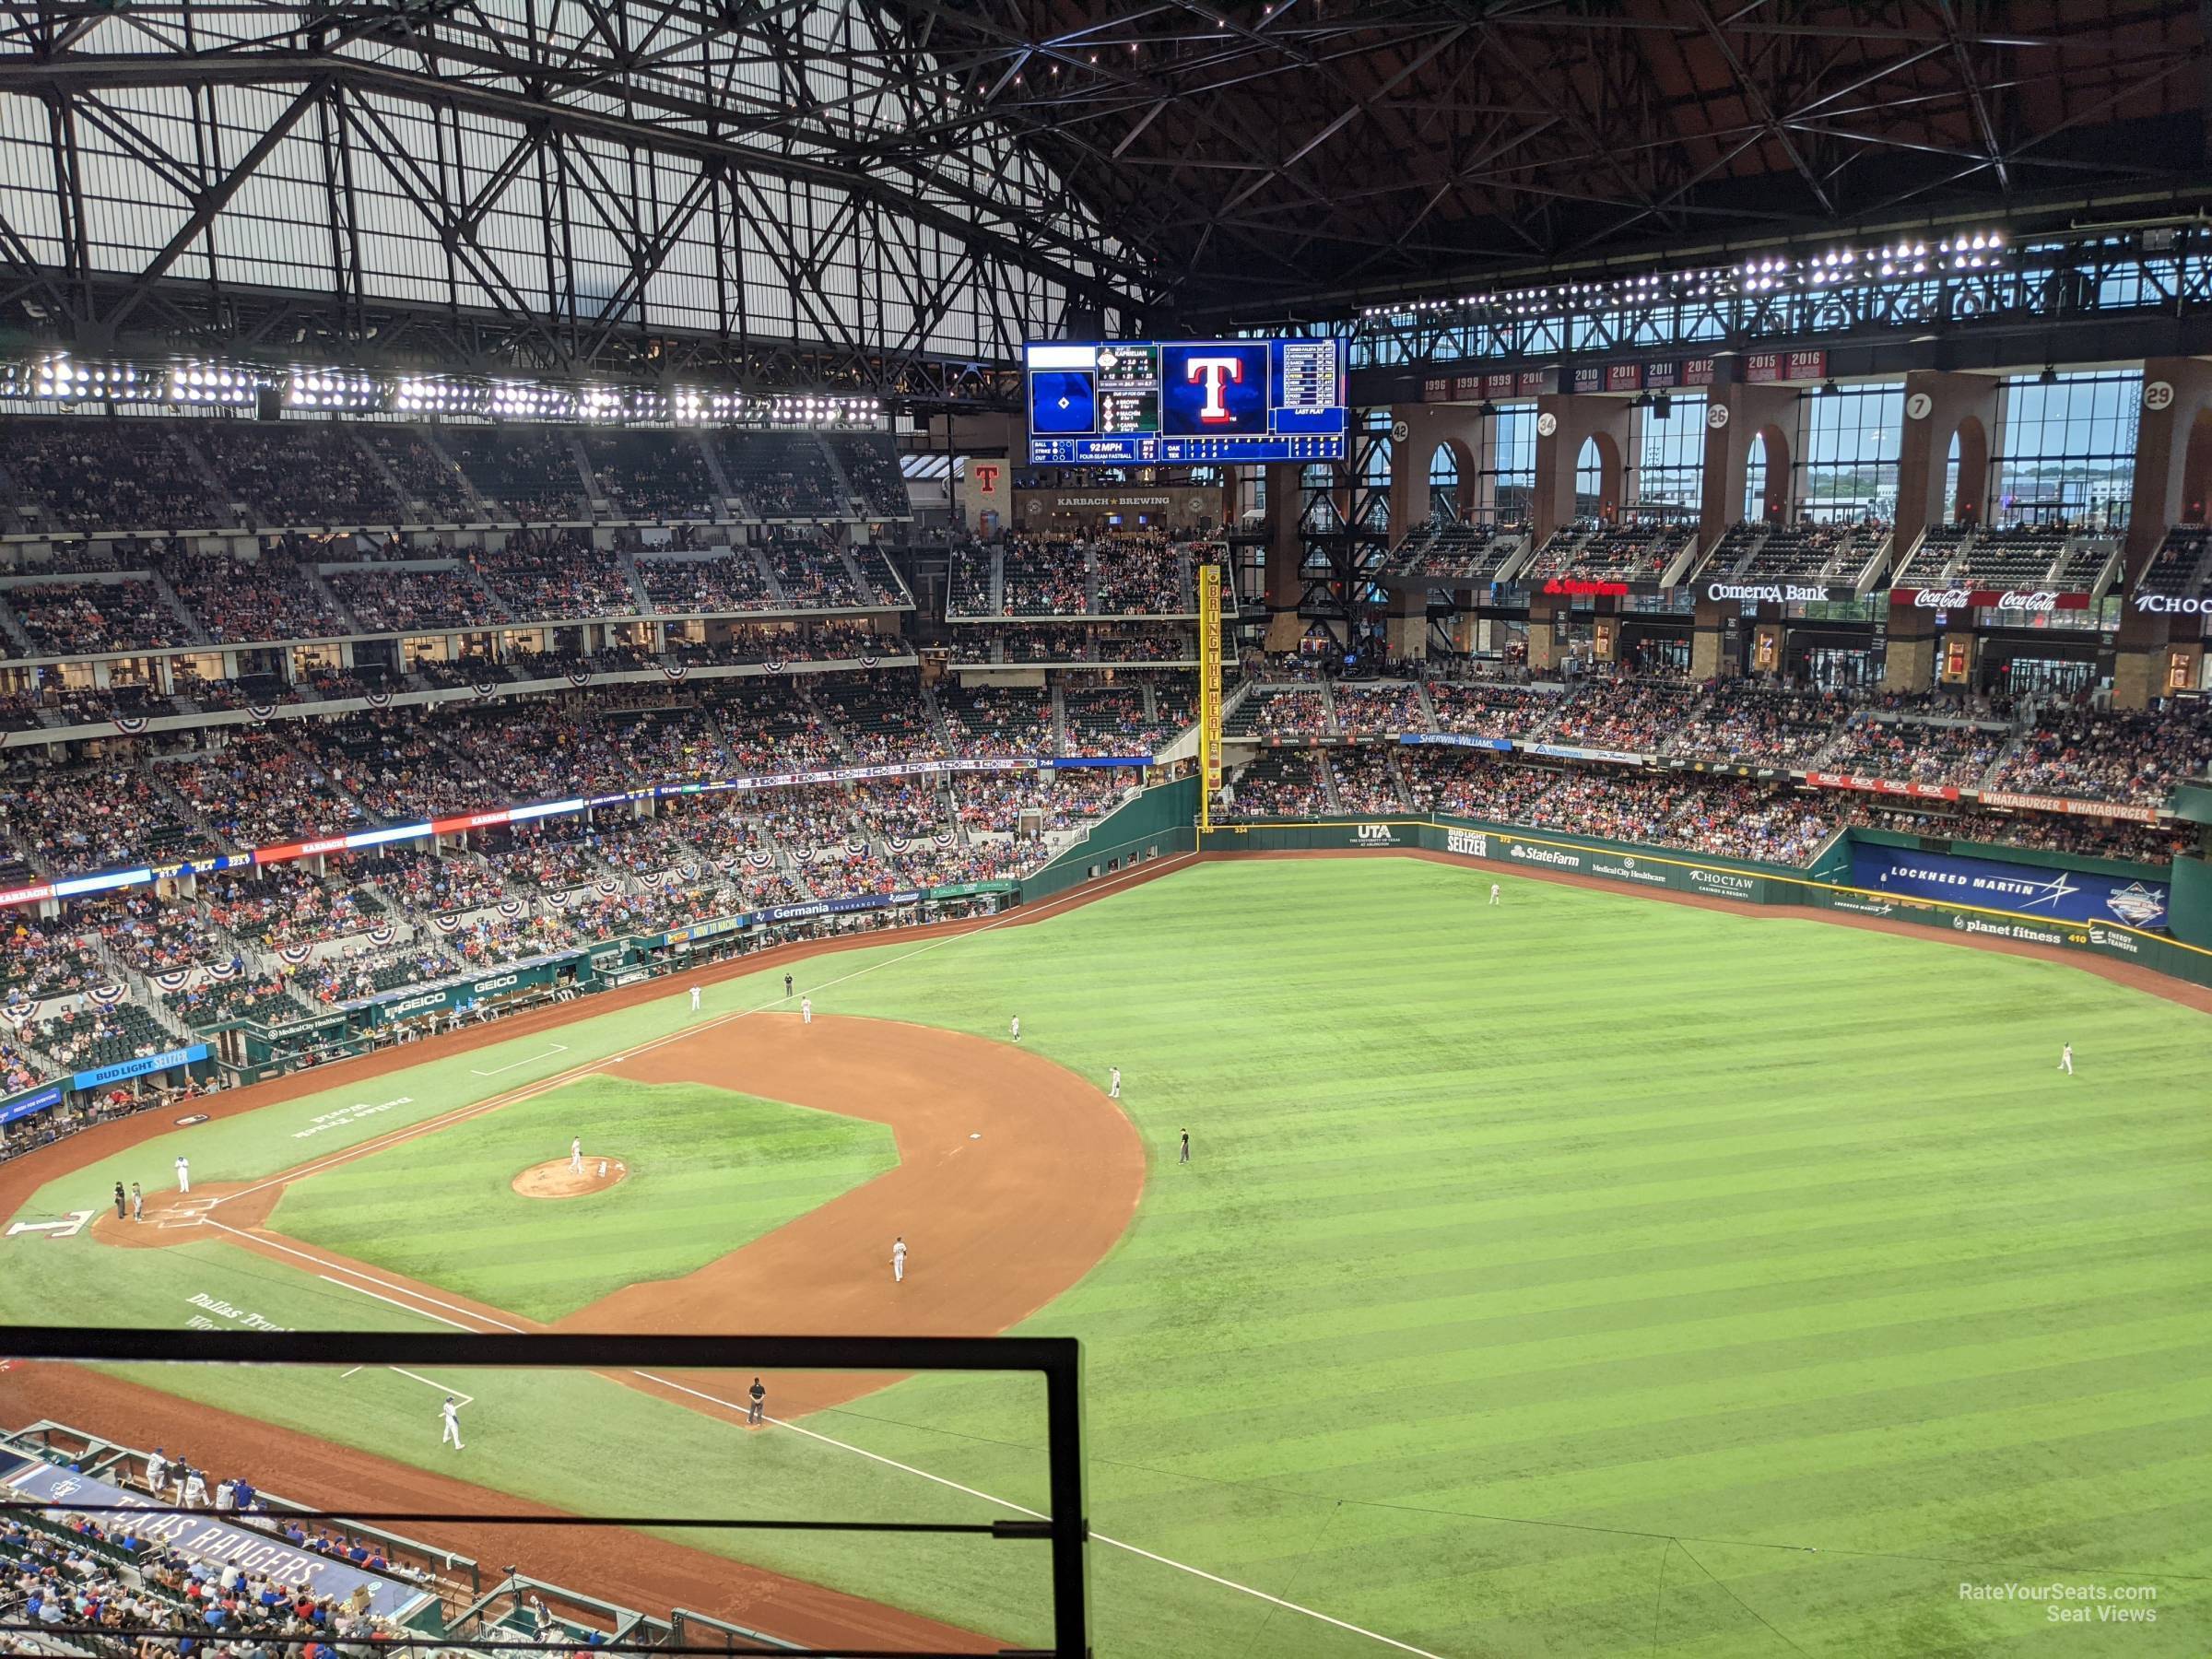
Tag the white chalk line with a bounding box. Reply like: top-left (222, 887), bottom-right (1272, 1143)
top-left (245, 1241), bottom-right (1441, 1659)
top-left (470, 1043), bottom-right (569, 1077)
top-left (209, 853), bottom-right (1194, 1211)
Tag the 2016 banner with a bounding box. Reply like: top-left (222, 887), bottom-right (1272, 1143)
top-left (1849, 844), bottom-right (2170, 931)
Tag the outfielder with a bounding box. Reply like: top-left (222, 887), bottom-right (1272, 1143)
top-left (174, 1155), bottom-right (191, 1194)
top-left (1010, 1014), bottom-right (1020, 1043)
top-left (441, 1394), bottom-right (464, 1451)
top-left (891, 1235), bottom-right (907, 1283)
top-left (1489, 883), bottom-right (1500, 906)
top-left (1108, 1066), bottom-right (1121, 1100)
top-left (2059, 1041), bottom-right (2073, 1076)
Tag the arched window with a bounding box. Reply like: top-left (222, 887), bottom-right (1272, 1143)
top-left (1944, 429), bottom-right (1963, 524)
top-left (1743, 432), bottom-right (1768, 523)
top-left (1429, 442), bottom-right (1460, 525)
top-left (1575, 437), bottom-right (1604, 519)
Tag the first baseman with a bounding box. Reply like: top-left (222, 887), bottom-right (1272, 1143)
top-left (441, 1394), bottom-right (464, 1450)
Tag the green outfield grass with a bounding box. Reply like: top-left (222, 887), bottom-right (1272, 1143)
top-left (6, 857), bottom-right (2208, 1656)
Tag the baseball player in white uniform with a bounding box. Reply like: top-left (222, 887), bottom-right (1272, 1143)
top-left (570, 1136), bottom-right (583, 1174)
top-left (180, 1467), bottom-right (207, 1510)
top-left (891, 1236), bottom-right (907, 1283)
top-left (1489, 883), bottom-right (1500, 906)
top-left (174, 1155), bottom-right (191, 1194)
top-left (441, 1394), bottom-right (464, 1450)
top-left (801, 995), bottom-right (812, 1025)
top-left (2059, 1041), bottom-right (2073, 1076)
top-left (688, 984), bottom-right (701, 1013)
top-left (1108, 1066), bottom-right (1121, 1100)
top-left (144, 1448), bottom-right (167, 1496)
top-left (1010, 1014), bottom-right (1020, 1043)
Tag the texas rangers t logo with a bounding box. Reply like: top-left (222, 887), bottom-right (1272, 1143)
top-left (1184, 356), bottom-right (1244, 422)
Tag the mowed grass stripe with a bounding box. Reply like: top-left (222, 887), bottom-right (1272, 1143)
top-left (11, 858), bottom-right (2205, 1655)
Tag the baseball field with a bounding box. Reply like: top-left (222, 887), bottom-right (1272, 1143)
top-left (3, 853), bottom-right (2207, 1656)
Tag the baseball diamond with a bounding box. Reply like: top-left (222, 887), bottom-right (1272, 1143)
top-left (4, 851), bottom-right (2207, 1654)
top-left (6, 6), bottom-right (2212, 1653)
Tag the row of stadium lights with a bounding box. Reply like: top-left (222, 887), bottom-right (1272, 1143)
top-left (1359, 230), bottom-right (2009, 323)
top-left (1, 358), bottom-right (884, 427)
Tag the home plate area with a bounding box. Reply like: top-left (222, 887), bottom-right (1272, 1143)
top-left (512, 1157), bottom-right (628, 1199)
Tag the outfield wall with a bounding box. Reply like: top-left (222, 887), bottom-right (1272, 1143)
top-left (1197, 815), bottom-right (2212, 990)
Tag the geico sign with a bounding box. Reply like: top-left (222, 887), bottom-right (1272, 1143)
top-left (1707, 582), bottom-right (1831, 604)
top-left (2134, 591), bottom-right (2212, 615)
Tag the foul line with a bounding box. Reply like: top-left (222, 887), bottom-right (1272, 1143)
top-left (634, 1372), bottom-right (1448, 1659)
top-left (470, 1043), bottom-right (568, 1077)
top-left (207, 853), bottom-right (1194, 1212)
top-left (221, 1229), bottom-right (1439, 1659)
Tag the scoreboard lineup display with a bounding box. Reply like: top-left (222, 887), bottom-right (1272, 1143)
top-left (1026, 338), bottom-right (1348, 465)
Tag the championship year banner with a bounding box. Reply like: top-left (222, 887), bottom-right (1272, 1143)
top-left (1849, 843), bottom-right (2170, 931)
top-left (1198, 563), bottom-right (1224, 811)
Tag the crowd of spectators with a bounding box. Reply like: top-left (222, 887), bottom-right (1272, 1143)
top-left (1223, 751), bottom-right (1328, 817)
top-left (1091, 538), bottom-right (1187, 613)
top-left (198, 424), bottom-right (403, 526)
top-left (324, 565), bottom-right (497, 633)
top-left (938, 686), bottom-right (1050, 758)
top-left (474, 530), bottom-right (638, 618)
top-left (1548, 676), bottom-right (1706, 752)
top-left (6, 578), bottom-right (186, 656)
top-left (158, 535), bottom-right (351, 642)
top-left (1818, 712), bottom-right (2006, 788)
top-left (999, 540), bottom-right (1088, 616)
top-left (1399, 752), bottom-right (1840, 865)
top-left (1243, 688), bottom-right (1335, 738)
top-left (0, 757), bottom-right (213, 870)
top-left (1660, 683), bottom-right (1854, 766)
top-left (1062, 686), bottom-right (1164, 757)
top-left (638, 548), bottom-right (774, 612)
top-left (1331, 683), bottom-right (1427, 735)
top-left (828, 434), bottom-right (908, 517)
top-left (719, 432), bottom-right (842, 518)
top-left (170, 731), bottom-right (367, 849)
top-left (1, 418), bottom-right (229, 531)
top-left (1329, 748), bottom-right (1406, 812)
top-left (762, 533), bottom-right (863, 609)
top-left (1425, 678), bottom-right (1559, 741)
top-left (580, 430), bottom-right (718, 521)
top-left (204, 866), bottom-right (385, 952)
top-left (357, 428), bottom-right (477, 517)
top-left (440, 429), bottom-right (586, 521)
top-left (1984, 703), bottom-right (2212, 805)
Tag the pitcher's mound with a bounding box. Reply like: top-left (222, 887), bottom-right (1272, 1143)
top-left (513, 1158), bottom-right (628, 1199)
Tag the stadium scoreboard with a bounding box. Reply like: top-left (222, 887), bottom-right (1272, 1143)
top-left (1026, 338), bottom-right (1347, 465)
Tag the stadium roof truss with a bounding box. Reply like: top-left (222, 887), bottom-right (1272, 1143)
top-left (905, 0), bottom-right (2210, 324)
top-left (0, 0), bottom-right (1157, 404)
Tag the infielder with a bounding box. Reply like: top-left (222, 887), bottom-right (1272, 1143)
top-left (1010, 1014), bottom-right (1020, 1043)
top-left (688, 984), bottom-right (701, 1013)
top-left (174, 1155), bottom-right (191, 1194)
top-left (2059, 1041), bottom-right (2073, 1076)
top-left (1108, 1066), bottom-right (1121, 1100)
top-left (891, 1235), bottom-right (907, 1283)
top-left (570, 1136), bottom-right (583, 1174)
top-left (130, 1182), bottom-right (143, 1222)
top-left (1179, 1127), bottom-right (1190, 1165)
top-left (801, 995), bottom-right (812, 1025)
top-left (1489, 883), bottom-right (1500, 906)
top-left (441, 1394), bottom-right (464, 1451)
